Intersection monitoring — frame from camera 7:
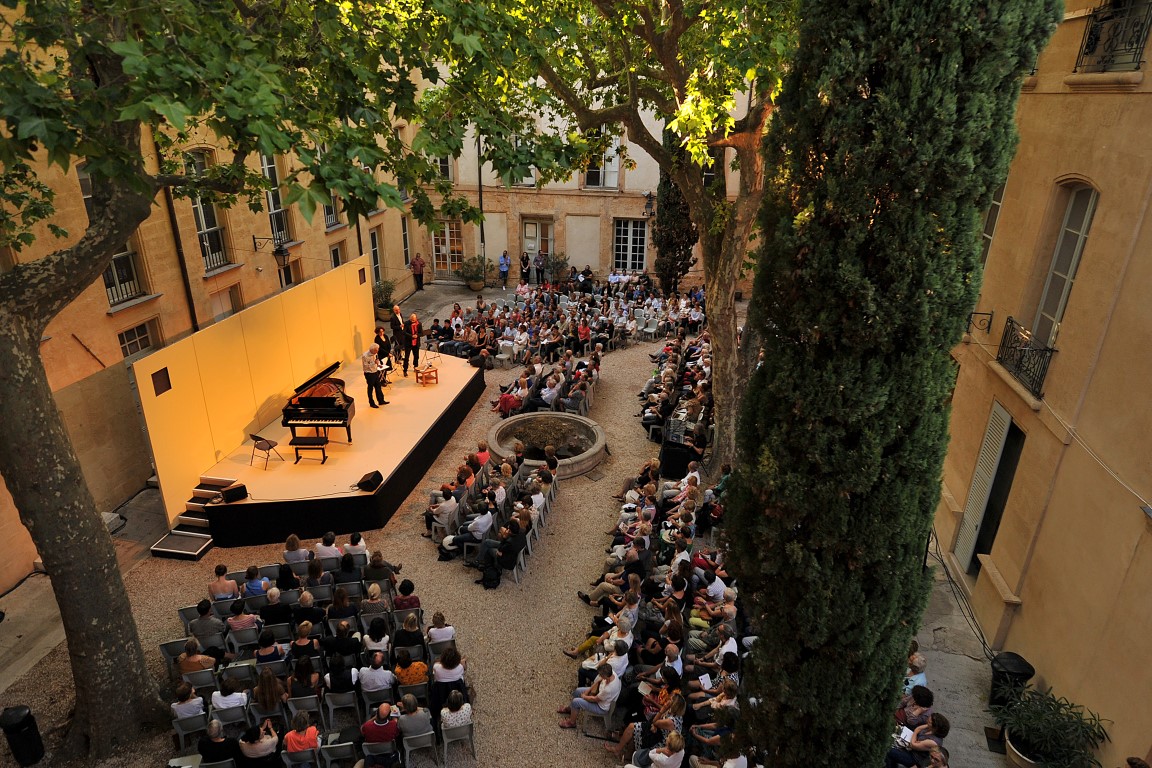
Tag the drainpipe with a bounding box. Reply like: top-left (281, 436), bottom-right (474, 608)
top-left (163, 187), bottom-right (200, 332)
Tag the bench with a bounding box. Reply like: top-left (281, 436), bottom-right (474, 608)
top-left (290, 436), bottom-right (329, 464)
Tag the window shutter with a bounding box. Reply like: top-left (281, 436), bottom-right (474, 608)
top-left (954, 402), bottom-right (1012, 568)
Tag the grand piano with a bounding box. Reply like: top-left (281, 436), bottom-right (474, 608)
top-left (281, 362), bottom-right (356, 442)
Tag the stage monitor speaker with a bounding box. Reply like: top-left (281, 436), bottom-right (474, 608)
top-left (357, 470), bottom-right (384, 492)
top-left (221, 483), bottom-right (248, 503)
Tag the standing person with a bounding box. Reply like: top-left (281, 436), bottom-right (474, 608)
top-left (361, 344), bottom-right (388, 408)
top-left (403, 313), bottom-right (423, 377)
top-left (410, 252), bottom-right (426, 290)
top-left (389, 305), bottom-right (404, 364)
top-left (498, 250), bottom-right (511, 289)
top-left (520, 251), bottom-right (531, 284)
top-left (533, 251), bottom-right (546, 285)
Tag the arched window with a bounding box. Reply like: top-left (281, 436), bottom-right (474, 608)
top-left (1033, 184), bottom-right (1097, 347)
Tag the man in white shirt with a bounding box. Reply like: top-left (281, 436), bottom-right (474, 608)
top-left (314, 531), bottom-right (342, 559)
top-left (442, 505), bottom-right (493, 553)
top-left (359, 651), bottom-right (397, 692)
top-left (343, 532), bottom-right (368, 555)
top-left (558, 663), bottom-right (621, 728)
top-left (361, 344), bottom-right (388, 407)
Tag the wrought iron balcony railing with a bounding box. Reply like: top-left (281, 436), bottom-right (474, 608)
top-left (1075, 0), bottom-right (1152, 73)
top-left (269, 209), bottom-right (291, 246)
top-left (198, 227), bottom-right (230, 272)
top-left (103, 251), bottom-right (145, 306)
top-left (996, 316), bottom-right (1056, 399)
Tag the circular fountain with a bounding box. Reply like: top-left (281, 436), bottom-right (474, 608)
top-left (487, 413), bottom-right (607, 479)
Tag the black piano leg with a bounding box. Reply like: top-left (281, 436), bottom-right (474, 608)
top-left (346, 426), bottom-right (353, 443)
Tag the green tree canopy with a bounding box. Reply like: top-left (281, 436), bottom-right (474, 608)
top-left (724, 0), bottom-right (1060, 765)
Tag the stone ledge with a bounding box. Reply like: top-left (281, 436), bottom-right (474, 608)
top-left (1063, 71), bottom-right (1144, 92)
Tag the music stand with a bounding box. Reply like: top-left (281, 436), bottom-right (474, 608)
top-left (424, 346), bottom-right (443, 365)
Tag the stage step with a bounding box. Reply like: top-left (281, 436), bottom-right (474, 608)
top-left (176, 510), bottom-right (211, 530)
top-left (186, 496), bottom-right (211, 512)
top-left (172, 523), bottom-right (213, 538)
top-left (150, 530), bottom-right (214, 560)
top-left (192, 485), bottom-right (223, 500)
top-left (199, 475), bottom-right (237, 488)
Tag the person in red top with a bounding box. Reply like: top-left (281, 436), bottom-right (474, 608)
top-left (283, 711), bottom-right (319, 755)
top-left (403, 313), bottom-right (423, 377)
top-left (361, 703), bottom-right (400, 766)
top-left (392, 579), bottom-right (421, 610)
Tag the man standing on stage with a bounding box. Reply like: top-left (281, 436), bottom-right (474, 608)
top-left (410, 252), bottom-right (426, 290)
top-left (403, 313), bottom-right (423, 377)
top-left (362, 344), bottom-right (389, 407)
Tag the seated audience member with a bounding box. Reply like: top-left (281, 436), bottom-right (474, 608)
top-left (343, 532), bottom-right (368, 555)
top-left (394, 648), bottom-right (429, 686)
top-left (324, 653), bottom-right (359, 694)
top-left (288, 655), bottom-right (321, 699)
top-left (198, 719), bottom-right (242, 763)
top-left (363, 550), bottom-right (401, 583)
top-left (393, 613), bottom-right (424, 650)
top-left (361, 583), bottom-right (390, 616)
top-left (333, 553), bottom-right (362, 584)
top-left (432, 646), bottom-right (468, 684)
top-left (283, 711), bottom-right (319, 757)
top-left (252, 629), bottom-right (285, 664)
top-left (227, 599), bottom-right (262, 632)
top-left (304, 558), bottom-right (333, 589)
top-left (320, 620), bottom-right (361, 657)
top-left (426, 611), bottom-right (456, 643)
top-left (359, 651), bottom-right (397, 694)
top-left (885, 713), bottom-right (950, 768)
top-left (275, 563), bottom-right (301, 591)
top-left (241, 565), bottom-right (269, 597)
top-left (292, 591), bottom-right (326, 627)
top-left (176, 638), bottom-right (216, 674)
top-left (314, 531), bottom-right (342, 559)
top-left (287, 621), bottom-right (321, 663)
top-left (556, 663), bottom-right (622, 729)
top-left (252, 666), bottom-right (289, 709)
top-left (208, 564), bottom-right (240, 601)
top-left (904, 652), bottom-right (928, 693)
top-left (363, 617), bottom-right (391, 656)
top-left (896, 685), bottom-right (934, 728)
top-left (392, 579), bottom-right (421, 610)
top-left (326, 586), bottom-right (359, 621)
top-left (360, 703), bottom-right (401, 767)
top-left (397, 693), bottom-right (434, 737)
top-left (211, 677), bottom-right (248, 711)
top-left (238, 719), bottom-right (279, 766)
top-left (188, 599), bottom-right (228, 662)
top-left (258, 587), bottom-right (293, 627)
top-left (441, 502), bottom-right (494, 555)
top-left (171, 681), bottom-right (205, 718)
top-left (440, 689), bottom-right (473, 729)
top-left (423, 487), bottom-right (459, 538)
top-left (283, 533), bottom-right (313, 563)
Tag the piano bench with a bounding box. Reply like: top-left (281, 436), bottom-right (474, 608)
top-left (290, 436), bottom-right (329, 465)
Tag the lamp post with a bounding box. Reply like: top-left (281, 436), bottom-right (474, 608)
top-left (643, 190), bottom-right (656, 218)
top-left (253, 235), bottom-right (292, 269)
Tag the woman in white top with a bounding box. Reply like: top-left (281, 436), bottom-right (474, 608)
top-left (362, 616), bottom-right (391, 654)
top-left (432, 646), bottom-right (467, 683)
top-left (210, 678), bottom-right (248, 710)
top-left (627, 731), bottom-right (685, 768)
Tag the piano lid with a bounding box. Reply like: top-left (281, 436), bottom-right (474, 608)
top-left (293, 362), bottom-right (342, 394)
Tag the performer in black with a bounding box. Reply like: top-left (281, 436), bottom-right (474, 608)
top-left (403, 313), bottom-right (424, 377)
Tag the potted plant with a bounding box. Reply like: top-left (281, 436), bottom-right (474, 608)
top-left (989, 683), bottom-right (1110, 768)
top-left (373, 279), bottom-right (395, 322)
top-left (456, 255), bottom-right (491, 291)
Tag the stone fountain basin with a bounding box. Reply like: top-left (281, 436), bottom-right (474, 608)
top-left (487, 413), bottom-right (607, 480)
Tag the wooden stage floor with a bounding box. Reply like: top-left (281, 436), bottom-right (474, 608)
top-left (202, 353), bottom-right (484, 546)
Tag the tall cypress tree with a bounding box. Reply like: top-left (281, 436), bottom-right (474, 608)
top-left (724, 1), bottom-right (1059, 765)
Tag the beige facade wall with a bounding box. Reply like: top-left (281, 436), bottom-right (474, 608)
top-left (937, 4), bottom-right (1152, 763)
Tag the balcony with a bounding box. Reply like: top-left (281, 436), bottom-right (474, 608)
top-left (103, 251), bottom-right (145, 306)
top-left (1075, 1), bottom-right (1152, 73)
top-left (269, 209), bottom-right (291, 246)
top-left (198, 227), bottom-right (230, 272)
top-left (996, 316), bottom-right (1056, 399)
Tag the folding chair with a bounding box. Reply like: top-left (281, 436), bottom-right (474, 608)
top-left (212, 598), bottom-right (240, 619)
top-left (392, 644), bottom-right (425, 664)
top-left (324, 690), bottom-right (360, 728)
top-left (245, 594), bottom-right (270, 613)
top-left (361, 685), bottom-right (395, 715)
top-left (579, 698), bottom-right (618, 739)
top-left (248, 698), bottom-right (287, 728)
top-left (268, 623), bottom-right (294, 644)
top-left (256, 658), bottom-right (289, 679)
top-left (160, 638), bottom-right (191, 678)
top-left (320, 556), bottom-right (341, 573)
top-left (210, 703), bottom-right (251, 731)
top-left (397, 682), bottom-right (429, 706)
top-left (172, 712), bottom-right (209, 751)
top-left (427, 639), bottom-right (457, 659)
top-left (226, 627), bottom-right (262, 656)
top-left (320, 741), bottom-right (360, 768)
top-left (183, 668), bottom-right (219, 697)
top-left (287, 695), bottom-right (327, 732)
top-left (441, 722), bottom-right (477, 764)
top-left (177, 605), bottom-right (200, 633)
top-left (362, 741), bottom-right (398, 762)
top-left (249, 433), bottom-right (284, 469)
top-left (219, 663), bottom-right (257, 690)
top-left (403, 730), bottom-right (439, 766)
top-left (281, 748), bottom-right (320, 766)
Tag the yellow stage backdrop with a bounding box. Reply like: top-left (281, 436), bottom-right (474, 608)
top-left (134, 258), bottom-right (375, 526)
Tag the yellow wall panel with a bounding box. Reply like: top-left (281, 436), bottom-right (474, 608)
top-left (316, 264), bottom-right (356, 362)
top-left (345, 256), bottom-right (376, 353)
top-left (240, 298), bottom-right (295, 427)
top-left (192, 314), bottom-right (258, 460)
top-left (134, 341), bottom-right (217, 526)
top-left (280, 281), bottom-right (329, 385)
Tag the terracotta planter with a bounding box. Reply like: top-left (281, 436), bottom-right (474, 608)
top-left (1005, 731), bottom-right (1039, 768)
top-left (375, 306), bottom-right (393, 323)
top-left (467, 280), bottom-right (486, 292)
